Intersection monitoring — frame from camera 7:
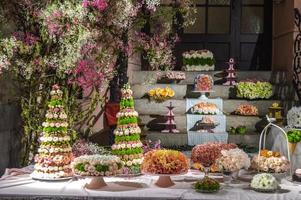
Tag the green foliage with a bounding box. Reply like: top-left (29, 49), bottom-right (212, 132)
top-left (236, 81), bottom-right (273, 100)
top-left (194, 177), bottom-right (220, 193)
top-left (120, 98), bottom-right (134, 109)
top-left (229, 126), bottom-right (247, 135)
top-left (183, 57), bottom-right (215, 67)
top-left (287, 130), bottom-right (301, 143)
top-left (115, 134), bottom-right (140, 143)
top-left (112, 147), bottom-right (143, 155)
top-left (118, 117), bottom-right (138, 125)
top-left (95, 164), bottom-right (109, 172)
top-left (75, 163), bottom-right (85, 172)
top-left (43, 126), bottom-right (68, 133)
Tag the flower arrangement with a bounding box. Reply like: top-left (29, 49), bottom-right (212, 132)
top-left (72, 155), bottom-right (123, 177)
top-left (148, 86), bottom-right (175, 102)
top-left (142, 140), bottom-right (161, 154)
top-left (287, 107), bottom-right (301, 128)
top-left (141, 150), bottom-right (189, 174)
top-left (194, 176), bottom-right (220, 193)
top-left (250, 173), bottom-right (279, 191)
top-left (194, 74), bottom-right (214, 91)
top-left (216, 148), bottom-right (250, 172)
top-left (287, 129), bottom-right (301, 143)
top-left (191, 143), bottom-right (237, 168)
top-left (234, 104), bottom-right (259, 116)
top-left (183, 50), bottom-right (215, 71)
top-left (259, 149), bottom-right (281, 158)
top-left (236, 80), bottom-right (273, 99)
top-left (72, 139), bottom-right (111, 158)
top-left (251, 154), bottom-right (290, 173)
top-left (229, 126), bottom-right (247, 135)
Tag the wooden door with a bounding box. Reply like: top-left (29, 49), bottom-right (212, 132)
top-left (175, 0), bottom-right (272, 70)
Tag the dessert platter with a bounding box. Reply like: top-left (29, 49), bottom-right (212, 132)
top-left (31, 85), bottom-right (73, 181)
top-left (191, 102), bottom-right (221, 115)
top-left (250, 173), bottom-right (280, 193)
top-left (159, 71), bottom-right (186, 83)
top-left (141, 149), bottom-right (189, 187)
top-left (215, 148), bottom-right (250, 184)
top-left (182, 50), bottom-right (215, 71)
top-left (72, 155), bottom-right (123, 189)
top-left (250, 150), bottom-right (290, 181)
top-left (234, 104), bottom-right (258, 116)
top-left (190, 116), bottom-right (219, 133)
top-left (194, 176), bottom-right (221, 193)
top-left (290, 169), bottom-right (301, 183)
top-left (236, 80), bottom-right (273, 100)
top-left (191, 143), bottom-right (237, 173)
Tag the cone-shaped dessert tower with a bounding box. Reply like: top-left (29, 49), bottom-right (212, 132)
top-left (111, 84), bottom-right (143, 175)
top-left (32, 85), bottom-right (73, 179)
top-left (223, 58), bottom-right (237, 86)
top-left (162, 102), bottom-right (180, 133)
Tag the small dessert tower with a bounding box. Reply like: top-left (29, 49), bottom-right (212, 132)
top-left (111, 84), bottom-right (143, 175)
top-left (223, 58), bottom-right (237, 86)
top-left (161, 102), bottom-right (180, 133)
top-left (32, 85), bottom-right (73, 179)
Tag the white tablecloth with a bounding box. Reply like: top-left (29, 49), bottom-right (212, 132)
top-left (0, 170), bottom-right (301, 200)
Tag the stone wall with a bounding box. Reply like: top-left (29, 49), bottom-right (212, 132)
top-left (0, 76), bottom-right (22, 176)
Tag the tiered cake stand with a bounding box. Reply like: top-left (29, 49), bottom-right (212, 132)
top-left (186, 92), bottom-right (228, 145)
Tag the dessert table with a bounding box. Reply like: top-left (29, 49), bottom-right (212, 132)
top-left (1, 170), bottom-right (301, 200)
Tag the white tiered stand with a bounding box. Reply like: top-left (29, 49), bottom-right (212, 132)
top-left (186, 91), bottom-right (228, 146)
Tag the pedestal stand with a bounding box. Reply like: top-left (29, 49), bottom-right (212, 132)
top-left (155, 176), bottom-right (175, 188)
top-left (85, 177), bottom-right (107, 189)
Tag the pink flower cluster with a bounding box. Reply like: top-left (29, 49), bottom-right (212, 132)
top-left (13, 32), bottom-right (39, 46)
top-left (191, 143), bottom-right (237, 167)
top-left (69, 59), bottom-right (105, 91)
top-left (45, 10), bottom-right (66, 37)
top-left (142, 140), bottom-right (161, 154)
top-left (82, 0), bottom-right (108, 12)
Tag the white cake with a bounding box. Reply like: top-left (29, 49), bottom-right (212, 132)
top-left (182, 50), bottom-right (215, 71)
top-left (287, 107), bottom-right (301, 128)
top-left (251, 173), bottom-right (279, 191)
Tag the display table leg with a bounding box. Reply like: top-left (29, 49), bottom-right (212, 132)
top-left (155, 176), bottom-right (175, 188)
top-left (85, 177), bottom-right (107, 189)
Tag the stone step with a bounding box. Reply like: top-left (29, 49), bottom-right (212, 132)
top-left (135, 99), bottom-right (284, 116)
top-left (144, 132), bottom-right (188, 147)
top-left (228, 134), bottom-right (260, 147)
top-left (132, 84), bottom-right (285, 100)
top-left (139, 114), bottom-right (264, 133)
top-left (143, 131), bottom-right (260, 147)
top-left (130, 70), bottom-right (279, 85)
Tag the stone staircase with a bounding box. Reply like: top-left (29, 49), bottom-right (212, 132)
top-left (129, 70), bottom-right (297, 147)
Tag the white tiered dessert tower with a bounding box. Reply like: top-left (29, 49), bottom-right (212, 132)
top-left (186, 74), bottom-right (228, 145)
top-left (32, 85), bottom-right (73, 180)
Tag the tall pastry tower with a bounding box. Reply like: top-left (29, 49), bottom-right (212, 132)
top-left (111, 84), bottom-right (143, 175)
top-left (32, 85), bottom-right (73, 179)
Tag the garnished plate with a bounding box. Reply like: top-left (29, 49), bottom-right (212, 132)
top-left (30, 173), bottom-right (73, 181)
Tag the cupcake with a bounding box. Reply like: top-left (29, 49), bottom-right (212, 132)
top-left (293, 169), bottom-right (301, 182)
